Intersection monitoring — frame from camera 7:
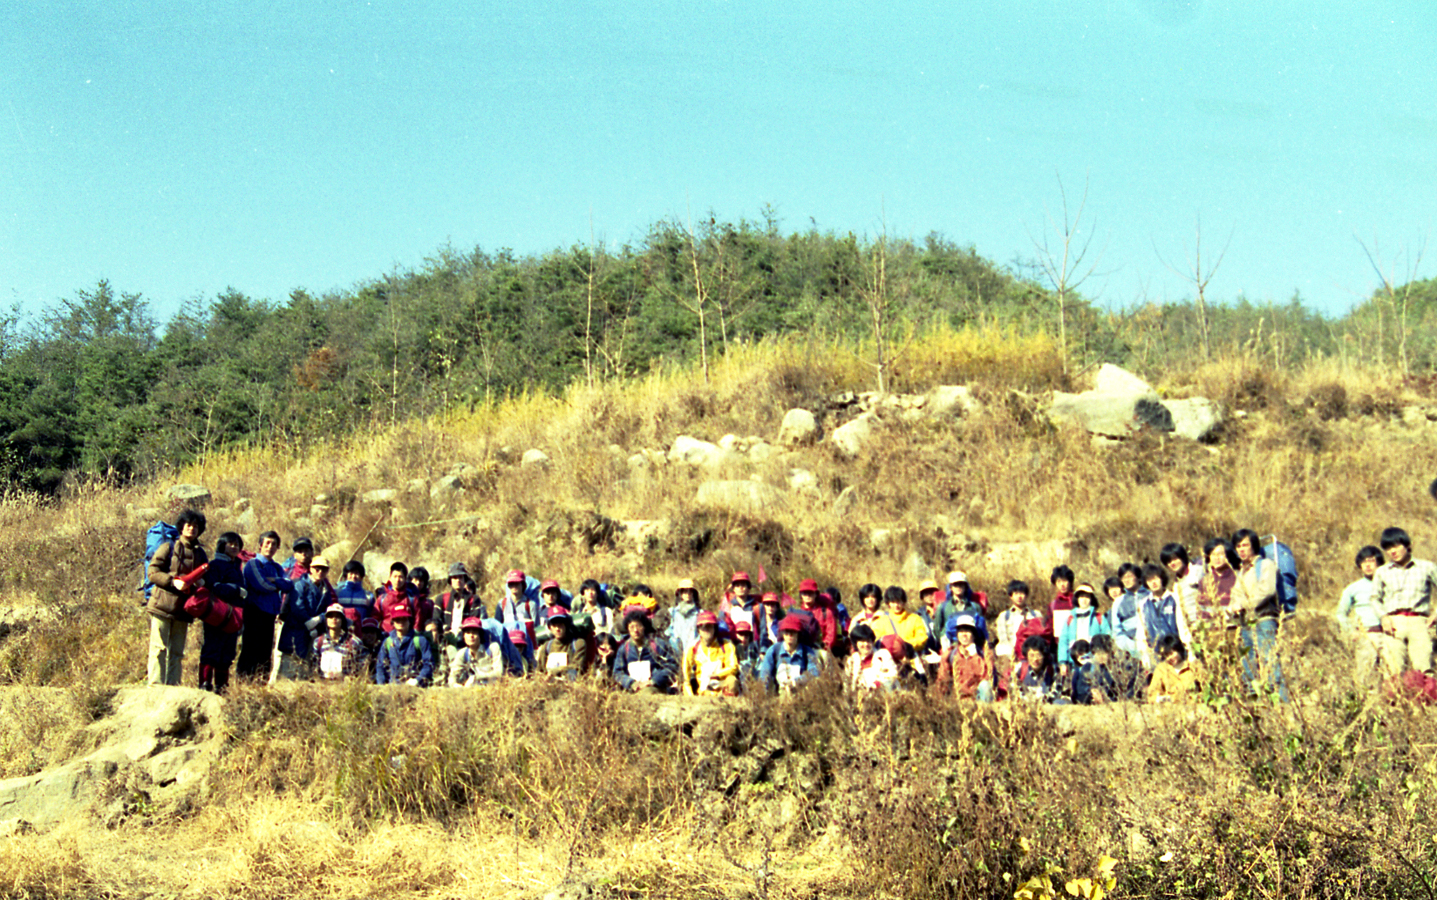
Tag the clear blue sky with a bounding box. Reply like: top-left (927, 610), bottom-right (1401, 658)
top-left (2, 0), bottom-right (1433, 324)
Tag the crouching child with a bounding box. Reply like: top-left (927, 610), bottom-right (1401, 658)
top-left (376, 603), bottom-right (436, 686)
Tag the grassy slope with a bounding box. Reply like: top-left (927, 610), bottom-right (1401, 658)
top-left (1, 327), bottom-right (1436, 899)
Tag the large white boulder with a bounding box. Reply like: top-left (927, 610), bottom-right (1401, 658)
top-left (777, 408), bottom-right (819, 446)
top-left (1166, 397), bottom-right (1224, 441)
top-left (668, 435), bottom-right (725, 468)
top-left (167, 484), bottom-right (212, 505)
top-left (831, 412), bottom-right (878, 457)
top-left (1093, 363), bottom-right (1155, 395)
top-left (1049, 391), bottom-right (1173, 437)
top-left (926, 385), bottom-right (981, 418)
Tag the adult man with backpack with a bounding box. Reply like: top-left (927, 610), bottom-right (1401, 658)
top-left (145, 509), bottom-right (209, 686)
top-left (1229, 528), bottom-right (1289, 701)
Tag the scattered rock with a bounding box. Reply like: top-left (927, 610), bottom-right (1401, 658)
top-left (695, 481), bottom-right (787, 516)
top-left (0, 818), bottom-right (34, 839)
top-left (233, 497), bottom-right (252, 513)
top-left (831, 412), bottom-right (878, 456)
top-left (361, 488), bottom-right (399, 504)
top-left (833, 485), bottom-right (858, 518)
top-left (521, 449), bottom-right (551, 470)
top-left (309, 504), bottom-right (331, 520)
top-left (167, 484), bottom-right (212, 506)
top-left (902, 550), bottom-right (931, 583)
top-left (747, 441), bottom-right (775, 463)
top-left (430, 476), bottom-right (463, 500)
top-left (1401, 405), bottom-right (1437, 427)
top-left (787, 468), bottom-right (819, 497)
top-left (718, 433), bottom-right (741, 452)
top-left (131, 506), bottom-right (163, 523)
top-left (324, 540), bottom-right (355, 566)
top-left (777, 408), bottom-right (819, 446)
top-left (984, 539), bottom-right (1080, 574)
top-left (1166, 397), bottom-right (1224, 441)
top-left (495, 446), bottom-right (517, 464)
top-left (234, 508), bottom-right (258, 534)
top-left (668, 436), bottom-right (726, 468)
top-left (363, 551), bottom-right (392, 584)
top-left (406, 478), bottom-right (429, 495)
top-left (448, 462), bottom-right (477, 479)
top-left (926, 385), bottom-right (981, 418)
top-left (870, 528), bottom-right (897, 555)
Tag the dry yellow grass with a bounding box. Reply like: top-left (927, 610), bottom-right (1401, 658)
top-left (1, 331), bottom-right (1436, 899)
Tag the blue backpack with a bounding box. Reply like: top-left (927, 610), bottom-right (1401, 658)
top-left (138, 520), bottom-right (180, 602)
top-left (1261, 536), bottom-right (1300, 617)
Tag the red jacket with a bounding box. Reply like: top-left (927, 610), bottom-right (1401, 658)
top-left (375, 585), bottom-right (419, 633)
top-left (792, 595), bottom-right (839, 650)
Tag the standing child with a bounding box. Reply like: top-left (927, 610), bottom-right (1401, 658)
top-left (335, 560), bottom-right (374, 629)
top-left (199, 531), bottom-right (247, 693)
top-left (1135, 564), bottom-right (1193, 669)
top-left (1107, 568), bottom-right (1147, 658)
top-left (993, 581), bottom-right (1042, 677)
top-left (1049, 566), bottom-right (1077, 641)
top-left (1058, 583), bottom-right (1110, 682)
top-left (1334, 546), bottom-right (1385, 688)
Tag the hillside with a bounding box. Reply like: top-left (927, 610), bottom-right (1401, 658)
top-left (1, 330), bottom-right (1437, 900)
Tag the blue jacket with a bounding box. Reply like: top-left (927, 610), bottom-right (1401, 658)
top-left (943, 602), bottom-right (990, 646)
top-left (474, 618), bottom-right (527, 675)
top-left (1139, 592), bottom-right (1182, 647)
top-left (281, 578), bottom-right (335, 658)
top-left (666, 601), bottom-right (701, 660)
top-left (335, 580), bottom-right (374, 620)
top-left (243, 555), bottom-right (293, 617)
top-left (1109, 588), bottom-right (1150, 641)
top-left (758, 643), bottom-right (823, 694)
top-left (375, 632), bottom-right (436, 685)
top-left (1057, 607), bottom-right (1111, 669)
top-left (613, 637), bottom-right (679, 691)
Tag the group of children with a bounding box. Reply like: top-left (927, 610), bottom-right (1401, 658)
top-left (144, 511), bottom-right (1435, 703)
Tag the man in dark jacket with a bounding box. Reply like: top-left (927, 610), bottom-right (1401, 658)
top-left (146, 509), bottom-right (209, 686)
top-left (436, 562), bottom-right (486, 633)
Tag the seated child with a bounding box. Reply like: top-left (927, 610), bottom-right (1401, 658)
top-left (1147, 634), bottom-right (1202, 703)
